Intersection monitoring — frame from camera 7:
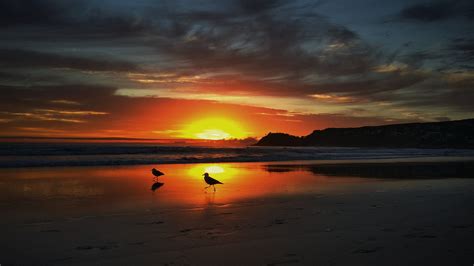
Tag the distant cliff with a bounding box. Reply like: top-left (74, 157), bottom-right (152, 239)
top-left (255, 119), bottom-right (474, 148)
top-left (254, 133), bottom-right (303, 146)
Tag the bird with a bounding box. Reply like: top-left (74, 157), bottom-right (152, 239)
top-left (151, 182), bottom-right (164, 191)
top-left (152, 168), bottom-right (164, 178)
top-left (203, 172), bottom-right (223, 192)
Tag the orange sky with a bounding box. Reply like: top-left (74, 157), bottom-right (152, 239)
top-left (0, 88), bottom-right (408, 140)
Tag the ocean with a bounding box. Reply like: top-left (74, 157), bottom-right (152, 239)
top-left (1, 142), bottom-right (474, 168)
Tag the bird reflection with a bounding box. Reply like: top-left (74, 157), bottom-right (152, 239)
top-left (151, 182), bottom-right (164, 191)
top-left (205, 191), bottom-right (216, 205)
top-left (151, 168), bottom-right (165, 191)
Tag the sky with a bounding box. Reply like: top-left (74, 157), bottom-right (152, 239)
top-left (1, 0), bottom-right (473, 139)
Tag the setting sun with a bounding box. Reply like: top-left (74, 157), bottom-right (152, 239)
top-left (196, 129), bottom-right (230, 140)
top-left (182, 117), bottom-right (247, 140)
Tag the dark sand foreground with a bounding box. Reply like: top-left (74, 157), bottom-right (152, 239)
top-left (1, 158), bottom-right (474, 265)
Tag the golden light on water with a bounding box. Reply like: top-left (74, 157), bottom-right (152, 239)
top-left (182, 117), bottom-right (247, 140)
top-left (204, 165), bottom-right (225, 174)
top-left (0, 162), bottom-right (376, 210)
top-left (187, 164), bottom-right (239, 183)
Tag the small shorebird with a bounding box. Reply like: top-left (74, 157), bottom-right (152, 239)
top-left (203, 172), bottom-right (223, 192)
top-left (152, 168), bottom-right (164, 178)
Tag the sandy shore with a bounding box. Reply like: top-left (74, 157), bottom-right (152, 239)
top-left (1, 159), bottom-right (474, 265)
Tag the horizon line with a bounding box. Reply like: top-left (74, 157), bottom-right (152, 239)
top-left (0, 136), bottom-right (258, 141)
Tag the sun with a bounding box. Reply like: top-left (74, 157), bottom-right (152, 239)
top-left (196, 129), bottom-right (230, 140)
top-left (182, 117), bottom-right (247, 140)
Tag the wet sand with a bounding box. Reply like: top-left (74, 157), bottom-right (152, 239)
top-left (1, 158), bottom-right (474, 265)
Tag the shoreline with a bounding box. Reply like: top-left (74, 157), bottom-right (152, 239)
top-left (2, 142), bottom-right (474, 168)
top-left (1, 154), bottom-right (474, 169)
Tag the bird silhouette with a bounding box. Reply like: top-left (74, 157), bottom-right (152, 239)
top-left (152, 168), bottom-right (164, 178)
top-left (151, 182), bottom-right (164, 191)
top-left (203, 172), bottom-right (223, 192)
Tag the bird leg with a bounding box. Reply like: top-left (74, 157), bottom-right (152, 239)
top-left (213, 185), bottom-right (216, 192)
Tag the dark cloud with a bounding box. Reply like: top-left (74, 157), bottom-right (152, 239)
top-left (378, 71), bottom-right (474, 113)
top-left (0, 49), bottom-right (140, 72)
top-left (0, 72), bottom-right (27, 82)
top-left (406, 38), bottom-right (474, 71)
top-left (0, 0), bottom-right (71, 27)
top-left (448, 38), bottom-right (474, 67)
top-left (238, 0), bottom-right (280, 13)
top-left (397, 0), bottom-right (474, 22)
top-left (0, 84), bottom-right (116, 111)
top-left (402, 86), bottom-right (474, 112)
top-left (399, 2), bottom-right (453, 22)
top-left (0, 0), bottom-right (154, 40)
top-left (82, 9), bottom-right (154, 38)
top-left (311, 71), bottom-right (427, 97)
top-left (0, 0), bottom-right (378, 81)
top-left (125, 1), bottom-right (468, 113)
top-left (153, 1), bottom-right (376, 86)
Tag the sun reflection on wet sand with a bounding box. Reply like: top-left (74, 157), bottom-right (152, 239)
top-left (0, 161), bottom-right (381, 218)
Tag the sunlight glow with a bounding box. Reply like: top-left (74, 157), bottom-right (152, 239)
top-left (187, 163), bottom-right (238, 183)
top-left (196, 129), bottom-right (230, 140)
top-left (182, 117), bottom-right (247, 140)
top-left (204, 165), bottom-right (225, 174)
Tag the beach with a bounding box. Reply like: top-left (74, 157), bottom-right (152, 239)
top-left (1, 158), bottom-right (474, 265)
top-left (3, 0), bottom-right (474, 264)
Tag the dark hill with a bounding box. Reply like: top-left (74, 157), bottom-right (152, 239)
top-left (254, 133), bottom-right (303, 146)
top-left (255, 119), bottom-right (474, 148)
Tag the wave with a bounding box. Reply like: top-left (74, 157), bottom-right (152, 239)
top-left (1, 142), bottom-right (474, 168)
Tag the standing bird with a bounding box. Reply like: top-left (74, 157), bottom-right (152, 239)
top-left (203, 172), bottom-right (223, 192)
top-left (152, 168), bottom-right (164, 178)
